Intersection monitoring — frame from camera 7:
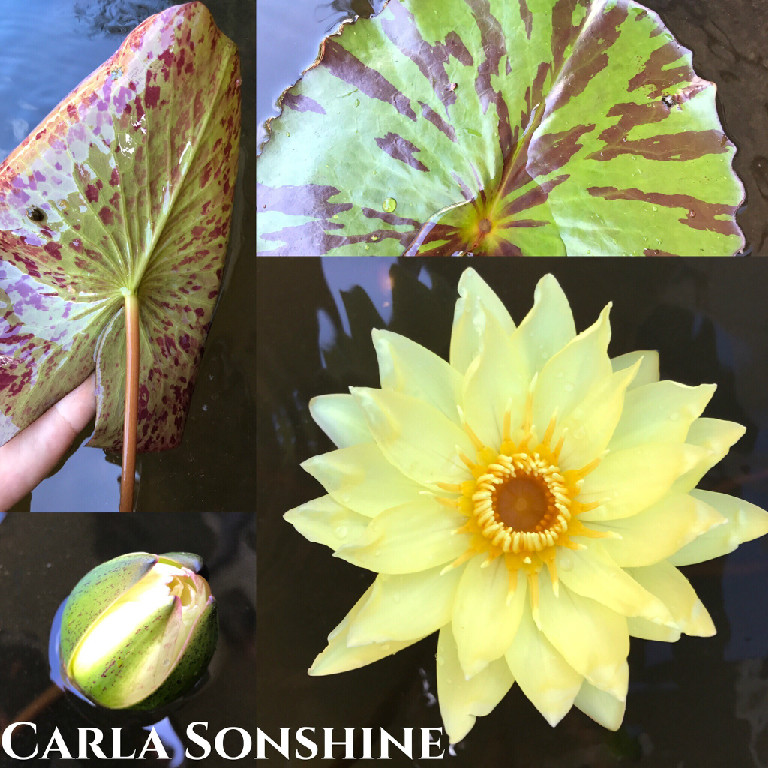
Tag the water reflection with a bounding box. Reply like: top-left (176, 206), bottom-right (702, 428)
top-left (73, 0), bottom-right (169, 34)
top-left (314, 0), bottom-right (385, 32)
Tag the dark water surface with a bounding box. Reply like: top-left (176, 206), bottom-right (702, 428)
top-left (257, 258), bottom-right (768, 766)
top-left (256, 0), bottom-right (768, 256)
top-left (1, 0), bottom-right (256, 511)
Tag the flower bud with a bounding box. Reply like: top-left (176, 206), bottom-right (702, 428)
top-left (59, 551), bottom-right (217, 710)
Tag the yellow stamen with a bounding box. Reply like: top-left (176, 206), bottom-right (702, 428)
top-left (440, 549), bottom-right (477, 574)
top-left (463, 421), bottom-right (485, 451)
top-left (564, 456), bottom-right (601, 484)
top-left (450, 411), bottom-right (603, 584)
top-left (541, 416), bottom-right (557, 448)
top-left (505, 567), bottom-right (518, 604)
top-left (502, 410), bottom-right (512, 443)
top-left (552, 433), bottom-right (565, 462)
top-left (527, 571), bottom-right (540, 617)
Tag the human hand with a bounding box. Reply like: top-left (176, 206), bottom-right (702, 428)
top-left (0, 374), bottom-right (97, 512)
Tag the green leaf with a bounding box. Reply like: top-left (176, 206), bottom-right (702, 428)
top-left (0, 2), bottom-right (241, 452)
top-left (257, 0), bottom-right (743, 256)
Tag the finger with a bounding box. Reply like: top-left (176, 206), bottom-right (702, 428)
top-left (0, 374), bottom-right (97, 512)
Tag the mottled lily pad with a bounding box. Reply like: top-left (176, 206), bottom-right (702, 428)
top-left (257, 0), bottom-right (743, 256)
top-left (0, 2), bottom-right (241, 452)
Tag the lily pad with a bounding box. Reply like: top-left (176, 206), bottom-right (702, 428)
top-left (0, 3), bottom-right (241, 454)
top-left (257, 0), bottom-right (743, 256)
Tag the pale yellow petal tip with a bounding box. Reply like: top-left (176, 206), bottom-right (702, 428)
top-left (443, 716), bottom-right (475, 746)
top-left (586, 711), bottom-right (623, 732)
top-left (308, 649), bottom-right (332, 676)
top-left (308, 659), bottom-right (334, 677)
top-left (370, 327), bottom-right (386, 344)
top-left (541, 711), bottom-right (568, 728)
top-left (456, 266), bottom-right (482, 293)
top-left (309, 647), bottom-right (357, 677)
top-left (688, 600), bottom-right (717, 638)
top-left (724, 418), bottom-right (747, 441)
top-left (750, 513), bottom-right (768, 542)
top-left (532, 272), bottom-right (566, 304)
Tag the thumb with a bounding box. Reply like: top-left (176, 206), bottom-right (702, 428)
top-left (0, 374), bottom-right (97, 512)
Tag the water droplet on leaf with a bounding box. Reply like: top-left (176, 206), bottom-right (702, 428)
top-left (382, 197), bottom-right (397, 213)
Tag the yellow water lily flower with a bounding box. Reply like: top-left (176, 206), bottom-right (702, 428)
top-left (285, 268), bottom-right (768, 743)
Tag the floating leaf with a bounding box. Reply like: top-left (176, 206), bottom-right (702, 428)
top-left (257, 0), bottom-right (743, 256)
top-left (0, 3), bottom-right (241, 462)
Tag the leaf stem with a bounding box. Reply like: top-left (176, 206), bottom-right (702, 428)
top-left (119, 291), bottom-right (139, 512)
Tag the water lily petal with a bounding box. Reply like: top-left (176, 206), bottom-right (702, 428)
top-left (533, 305), bottom-right (612, 443)
top-left (460, 268), bottom-right (516, 335)
top-left (310, 394), bottom-right (371, 448)
top-left (535, 575), bottom-right (629, 699)
top-left (285, 268), bottom-right (768, 743)
top-left (373, 329), bottom-right (462, 424)
top-left (573, 677), bottom-right (627, 730)
top-left (627, 561), bottom-right (715, 637)
top-left (556, 543), bottom-right (673, 625)
top-left (461, 306), bottom-right (530, 449)
top-left (669, 490), bottom-right (768, 566)
top-left (336, 496), bottom-right (469, 574)
top-left (626, 616), bottom-right (681, 642)
top-left (436, 625), bottom-right (514, 745)
top-left (611, 350), bottom-right (659, 388)
top-left (450, 269), bottom-right (514, 374)
top-left (302, 442), bottom-right (426, 518)
top-left (352, 387), bottom-right (475, 488)
top-left (310, 586), bottom-right (418, 675)
top-left (348, 566), bottom-right (461, 646)
top-left (609, 382), bottom-right (715, 452)
top-left (505, 607), bottom-right (582, 726)
top-left (672, 418), bottom-right (746, 493)
top-left (517, 274), bottom-right (576, 377)
top-left (579, 443), bottom-right (708, 522)
top-left (284, 495), bottom-right (370, 551)
top-left (450, 289), bottom-right (484, 376)
top-left (452, 556), bottom-right (527, 677)
top-left (556, 363), bottom-right (638, 470)
top-left (593, 492), bottom-right (726, 567)
top-left (71, 589), bottom-right (182, 708)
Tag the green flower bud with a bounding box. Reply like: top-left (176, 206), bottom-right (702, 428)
top-left (59, 552), bottom-right (217, 710)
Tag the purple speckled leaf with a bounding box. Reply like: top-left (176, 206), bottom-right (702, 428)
top-left (0, 2), bottom-right (241, 452)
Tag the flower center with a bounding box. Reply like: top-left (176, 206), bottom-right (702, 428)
top-left (472, 453), bottom-right (570, 554)
top-left (437, 404), bottom-right (607, 599)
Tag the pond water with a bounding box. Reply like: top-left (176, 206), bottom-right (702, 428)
top-left (257, 257), bottom-right (768, 766)
top-left (1, 0), bottom-right (256, 512)
top-left (256, 0), bottom-right (768, 256)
